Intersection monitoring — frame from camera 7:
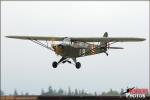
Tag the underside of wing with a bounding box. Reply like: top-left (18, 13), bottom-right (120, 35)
top-left (6, 36), bottom-right (64, 41)
top-left (71, 37), bottom-right (145, 42)
top-left (6, 36), bottom-right (145, 42)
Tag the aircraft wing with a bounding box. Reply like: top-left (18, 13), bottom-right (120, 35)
top-left (6, 36), bottom-right (63, 41)
top-left (6, 36), bottom-right (145, 42)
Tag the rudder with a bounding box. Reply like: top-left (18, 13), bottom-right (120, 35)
top-left (100, 32), bottom-right (108, 48)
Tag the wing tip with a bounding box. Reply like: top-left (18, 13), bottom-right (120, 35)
top-left (5, 36), bottom-right (11, 38)
top-left (140, 38), bottom-right (146, 41)
top-left (5, 36), bottom-right (22, 39)
top-left (5, 36), bottom-right (15, 38)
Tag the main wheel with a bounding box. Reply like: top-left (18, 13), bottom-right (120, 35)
top-left (75, 62), bottom-right (81, 69)
top-left (52, 61), bottom-right (58, 68)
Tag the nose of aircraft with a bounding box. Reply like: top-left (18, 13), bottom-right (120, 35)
top-left (52, 44), bottom-right (64, 55)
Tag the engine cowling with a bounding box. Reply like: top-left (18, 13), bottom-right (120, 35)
top-left (52, 44), bottom-right (64, 55)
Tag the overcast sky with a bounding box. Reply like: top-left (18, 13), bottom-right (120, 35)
top-left (1, 1), bottom-right (149, 95)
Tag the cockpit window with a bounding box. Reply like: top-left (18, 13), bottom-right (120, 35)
top-left (62, 37), bottom-right (71, 45)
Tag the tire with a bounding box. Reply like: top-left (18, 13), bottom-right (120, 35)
top-left (75, 62), bottom-right (81, 69)
top-left (52, 61), bottom-right (58, 68)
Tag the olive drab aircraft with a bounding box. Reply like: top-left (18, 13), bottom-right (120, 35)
top-left (6, 32), bottom-right (145, 69)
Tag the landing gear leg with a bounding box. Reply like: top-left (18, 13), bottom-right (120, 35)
top-left (52, 57), bottom-right (67, 68)
top-left (105, 52), bottom-right (109, 56)
top-left (72, 58), bottom-right (81, 69)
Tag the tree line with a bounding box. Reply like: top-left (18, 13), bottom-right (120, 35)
top-left (1, 86), bottom-right (123, 96)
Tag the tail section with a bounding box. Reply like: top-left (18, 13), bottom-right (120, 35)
top-left (100, 32), bottom-right (108, 48)
top-left (103, 32), bottom-right (108, 37)
top-left (100, 32), bottom-right (109, 56)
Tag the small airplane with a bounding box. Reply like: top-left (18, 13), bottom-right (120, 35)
top-left (6, 32), bottom-right (145, 69)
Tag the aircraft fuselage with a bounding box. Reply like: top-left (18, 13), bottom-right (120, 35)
top-left (52, 43), bottom-right (106, 58)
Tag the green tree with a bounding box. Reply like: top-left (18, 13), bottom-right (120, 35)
top-left (81, 89), bottom-right (85, 96)
top-left (101, 91), bottom-right (106, 96)
top-left (101, 89), bottom-right (120, 96)
top-left (68, 87), bottom-right (72, 96)
top-left (58, 88), bottom-right (64, 96)
top-left (53, 89), bottom-right (57, 96)
top-left (41, 89), bottom-right (45, 95)
top-left (14, 89), bottom-right (18, 96)
top-left (25, 92), bottom-right (29, 96)
top-left (94, 92), bottom-right (97, 96)
top-left (74, 88), bottom-right (78, 96)
top-left (48, 86), bottom-right (53, 95)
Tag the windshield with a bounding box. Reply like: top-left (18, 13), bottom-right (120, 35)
top-left (62, 37), bottom-right (71, 45)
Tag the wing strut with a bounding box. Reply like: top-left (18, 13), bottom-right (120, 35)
top-left (30, 39), bottom-right (54, 51)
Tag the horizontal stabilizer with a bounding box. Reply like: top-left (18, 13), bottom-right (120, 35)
top-left (108, 47), bottom-right (124, 49)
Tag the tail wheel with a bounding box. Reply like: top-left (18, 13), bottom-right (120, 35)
top-left (52, 61), bottom-right (58, 68)
top-left (75, 62), bottom-right (81, 69)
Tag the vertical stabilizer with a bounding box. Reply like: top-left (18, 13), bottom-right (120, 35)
top-left (100, 32), bottom-right (108, 47)
top-left (103, 32), bottom-right (108, 37)
top-left (100, 32), bottom-right (109, 56)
